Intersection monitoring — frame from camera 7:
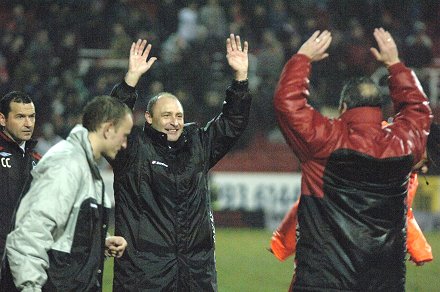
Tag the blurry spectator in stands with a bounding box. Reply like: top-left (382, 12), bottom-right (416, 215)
top-left (1, 33), bottom-right (25, 75)
top-left (257, 29), bottom-right (285, 84)
top-left (249, 3), bottom-right (268, 43)
top-left (404, 20), bottom-right (433, 69)
top-left (0, 53), bottom-right (10, 93)
top-left (344, 19), bottom-right (374, 77)
top-left (8, 4), bottom-right (27, 35)
top-left (160, 32), bottom-right (189, 91)
top-left (199, 0), bottom-right (227, 39)
top-left (12, 59), bottom-right (35, 91)
top-left (177, 1), bottom-right (200, 44)
top-left (55, 31), bottom-right (81, 73)
top-left (110, 23), bottom-right (132, 58)
top-left (157, 0), bottom-right (180, 39)
top-left (36, 122), bottom-right (63, 155)
top-left (255, 29), bottom-right (285, 133)
top-left (228, 2), bottom-right (249, 36)
top-left (25, 29), bottom-right (55, 75)
top-left (268, 0), bottom-right (289, 37)
top-left (61, 69), bottom-right (89, 104)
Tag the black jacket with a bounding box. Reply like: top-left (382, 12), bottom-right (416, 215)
top-left (0, 131), bottom-right (40, 261)
top-left (109, 80), bottom-right (251, 291)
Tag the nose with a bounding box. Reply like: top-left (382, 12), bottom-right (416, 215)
top-left (170, 117), bottom-right (178, 127)
top-left (121, 140), bottom-right (128, 149)
top-left (24, 117), bottom-right (33, 127)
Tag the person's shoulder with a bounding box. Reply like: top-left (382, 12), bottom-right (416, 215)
top-left (40, 140), bottom-right (83, 165)
top-left (183, 122), bottom-right (201, 137)
top-left (132, 124), bottom-right (145, 135)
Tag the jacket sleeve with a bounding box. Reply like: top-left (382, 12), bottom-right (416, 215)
top-left (110, 80), bottom-right (138, 110)
top-left (387, 63), bottom-right (432, 164)
top-left (273, 54), bottom-right (337, 162)
top-left (204, 80), bottom-right (252, 168)
top-left (406, 173), bottom-right (433, 265)
top-left (108, 81), bottom-right (139, 170)
top-left (5, 162), bottom-right (80, 291)
top-left (270, 199), bottom-right (299, 261)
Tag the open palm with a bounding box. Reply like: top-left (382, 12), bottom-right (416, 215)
top-left (226, 34), bottom-right (248, 80)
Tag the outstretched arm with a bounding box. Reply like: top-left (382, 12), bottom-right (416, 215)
top-left (205, 34), bottom-right (252, 168)
top-left (124, 39), bottom-right (157, 87)
top-left (226, 34), bottom-right (248, 81)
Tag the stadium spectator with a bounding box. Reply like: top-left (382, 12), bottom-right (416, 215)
top-left (35, 122), bottom-right (62, 155)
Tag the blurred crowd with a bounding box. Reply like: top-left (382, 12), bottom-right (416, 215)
top-left (1, 0), bottom-right (439, 153)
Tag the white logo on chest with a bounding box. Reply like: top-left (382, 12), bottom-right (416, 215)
top-left (152, 160), bottom-right (169, 168)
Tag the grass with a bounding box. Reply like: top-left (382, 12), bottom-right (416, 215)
top-left (103, 229), bottom-right (440, 291)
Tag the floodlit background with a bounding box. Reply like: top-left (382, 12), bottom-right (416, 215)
top-left (2, 1), bottom-right (440, 291)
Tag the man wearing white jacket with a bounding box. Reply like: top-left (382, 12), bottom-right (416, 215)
top-left (4, 95), bottom-right (133, 291)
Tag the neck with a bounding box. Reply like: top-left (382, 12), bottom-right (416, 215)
top-left (2, 130), bottom-right (24, 146)
top-left (88, 132), bottom-right (102, 161)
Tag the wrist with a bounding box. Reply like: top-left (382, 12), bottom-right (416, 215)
top-left (124, 71), bottom-right (142, 87)
top-left (234, 72), bottom-right (248, 81)
top-left (385, 59), bottom-right (400, 68)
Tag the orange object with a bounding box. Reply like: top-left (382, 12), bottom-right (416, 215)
top-left (406, 173), bottom-right (433, 265)
top-left (270, 200), bottom-right (299, 261)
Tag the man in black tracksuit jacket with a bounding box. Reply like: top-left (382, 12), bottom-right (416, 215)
top-left (108, 36), bottom-right (251, 291)
top-left (0, 91), bottom-right (40, 263)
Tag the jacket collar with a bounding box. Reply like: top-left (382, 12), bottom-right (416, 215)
top-left (68, 125), bottom-right (101, 180)
top-left (0, 130), bottom-right (38, 153)
top-left (339, 107), bottom-right (383, 126)
top-left (143, 123), bottom-right (188, 149)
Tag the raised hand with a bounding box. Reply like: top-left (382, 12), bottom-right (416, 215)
top-left (226, 34), bottom-right (248, 81)
top-left (125, 39), bottom-right (157, 87)
top-left (370, 28), bottom-right (399, 67)
top-left (297, 30), bottom-right (332, 62)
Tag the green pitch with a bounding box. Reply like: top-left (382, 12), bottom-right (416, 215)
top-left (103, 228), bottom-right (440, 291)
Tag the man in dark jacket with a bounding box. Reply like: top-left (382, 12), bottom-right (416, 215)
top-left (109, 34), bottom-right (251, 291)
top-left (0, 91), bottom-right (40, 263)
top-left (273, 28), bottom-right (432, 291)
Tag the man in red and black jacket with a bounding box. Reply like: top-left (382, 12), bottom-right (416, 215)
top-left (0, 91), bottom-right (40, 268)
top-left (274, 28), bottom-right (432, 291)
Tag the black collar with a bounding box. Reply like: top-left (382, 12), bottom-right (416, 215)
top-left (143, 123), bottom-right (188, 149)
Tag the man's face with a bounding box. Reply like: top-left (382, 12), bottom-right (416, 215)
top-left (146, 96), bottom-right (184, 141)
top-left (103, 113), bottom-right (133, 159)
top-left (0, 101), bottom-right (36, 144)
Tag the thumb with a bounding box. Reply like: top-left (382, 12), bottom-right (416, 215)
top-left (370, 47), bottom-right (381, 61)
top-left (146, 57), bottom-right (157, 68)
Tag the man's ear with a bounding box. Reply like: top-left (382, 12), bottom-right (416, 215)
top-left (101, 122), bottom-right (113, 139)
top-left (0, 112), bottom-right (6, 127)
top-left (339, 102), bottom-right (348, 115)
top-left (145, 111), bottom-right (153, 124)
